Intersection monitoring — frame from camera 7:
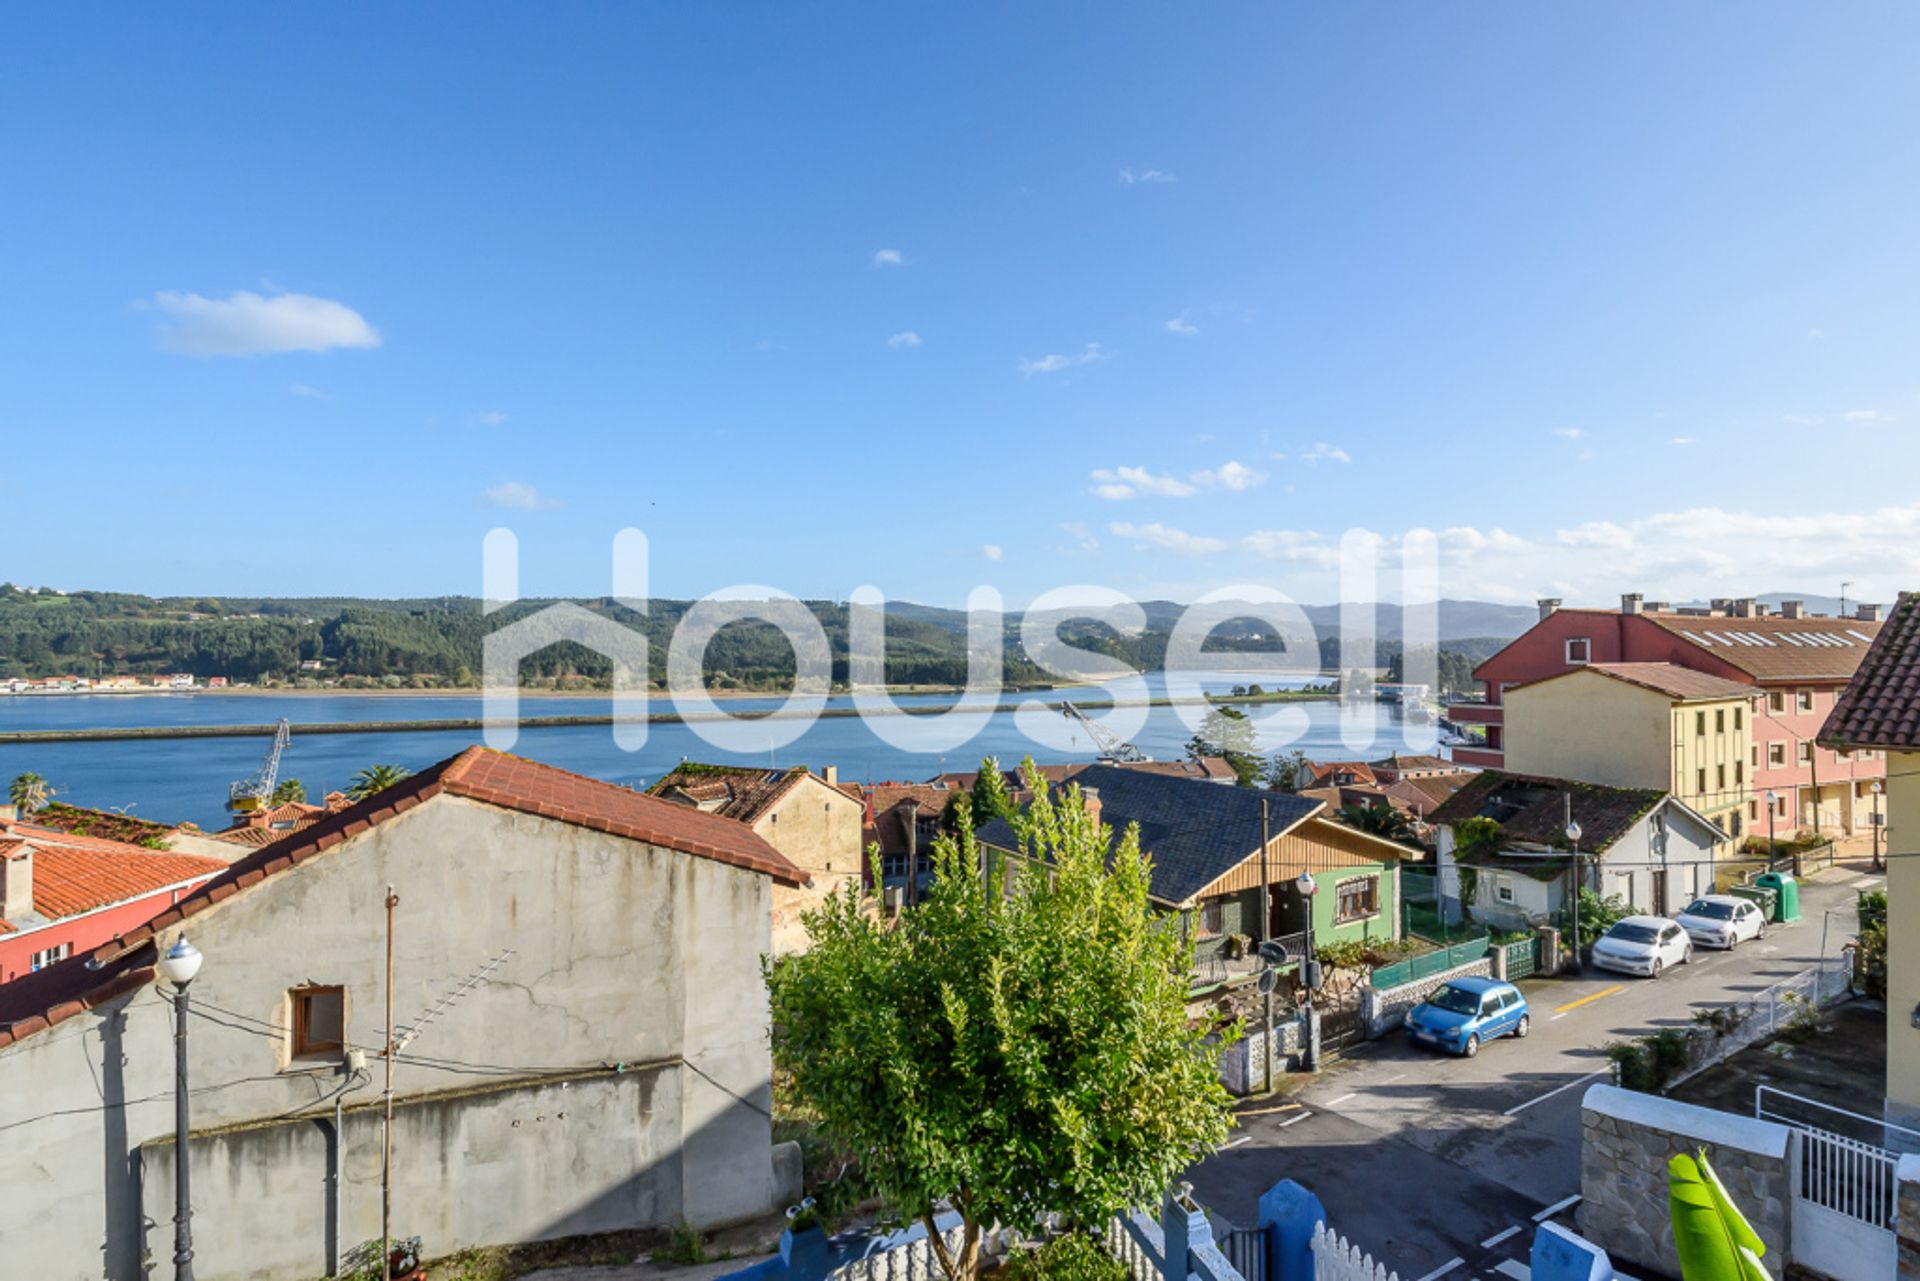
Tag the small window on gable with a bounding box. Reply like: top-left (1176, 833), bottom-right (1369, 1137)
top-left (1565, 637), bottom-right (1591, 664)
top-left (291, 985), bottom-right (346, 1059)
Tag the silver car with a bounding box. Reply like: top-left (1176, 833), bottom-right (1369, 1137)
top-left (1591, 915), bottom-right (1692, 978)
top-left (1675, 895), bottom-right (1767, 949)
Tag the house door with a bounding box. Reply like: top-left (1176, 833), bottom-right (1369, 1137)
top-left (1650, 870), bottom-right (1668, 917)
top-left (1271, 886), bottom-right (1309, 939)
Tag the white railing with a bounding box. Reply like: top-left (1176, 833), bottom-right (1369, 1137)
top-left (832, 1222), bottom-right (966, 1281)
top-left (1310, 1223), bottom-right (1399, 1281)
top-left (1797, 1127), bottom-right (1900, 1230)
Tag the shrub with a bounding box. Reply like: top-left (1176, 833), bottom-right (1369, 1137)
top-left (1779, 992), bottom-right (1824, 1044)
top-left (1603, 1028), bottom-right (1693, 1094)
top-left (999, 1233), bottom-right (1129, 1281)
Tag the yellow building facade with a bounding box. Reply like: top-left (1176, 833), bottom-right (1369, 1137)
top-left (1885, 751), bottom-right (1918, 1124)
top-left (1503, 663), bottom-right (1754, 860)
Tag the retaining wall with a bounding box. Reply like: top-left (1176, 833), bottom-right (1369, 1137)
top-left (1359, 956), bottom-right (1492, 1039)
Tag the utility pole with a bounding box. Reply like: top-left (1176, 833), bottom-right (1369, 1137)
top-left (382, 887), bottom-right (398, 1281)
top-left (1259, 798), bottom-right (1272, 1094)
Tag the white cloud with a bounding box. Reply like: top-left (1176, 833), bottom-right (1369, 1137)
top-left (476, 410), bottom-right (509, 426)
top-left (1845, 408), bottom-right (1891, 423)
top-left (872, 249), bottom-right (904, 267)
top-left (1108, 521), bottom-right (1226, 554)
top-left (1091, 465), bottom-right (1198, 499)
top-left (981, 543), bottom-right (1004, 562)
top-left (1299, 442), bottom-right (1351, 465)
top-left (150, 290), bottom-right (380, 357)
top-left (887, 331), bottom-right (922, 349)
top-left (484, 482), bottom-right (563, 511)
top-left (1164, 312), bottom-right (1199, 337)
top-left (1671, 436), bottom-right (1697, 446)
top-left (1058, 521), bottom-right (1100, 552)
top-left (1552, 427), bottom-right (1585, 440)
top-left (1119, 167), bottom-right (1176, 185)
top-left (1240, 528), bottom-right (1340, 568)
top-left (289, 383), bottom-right (331, 401)
top-left (1020, 342), bottom-right (1109, 375)
top-left (1190, 460), bottom-right (1265, 491)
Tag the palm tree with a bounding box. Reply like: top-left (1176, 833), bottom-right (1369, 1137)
top-left (1335, 801), bottom-right (1417, 846)
top-left (271, 778), bottom-right (308, 806)
top-left (8, 772), bottom-right (53, 814)
top-left (346, 764), bottom-right (413, 802)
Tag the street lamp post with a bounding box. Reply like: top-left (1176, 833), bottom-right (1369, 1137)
top-left (1765, 790), bottom-right (1778, 868)
top-left (158, 936), bottom-right (205, 1281)
top-left (1872, 782), bottom-right (1885, 872)
top-left (1296, 870), bottom-right (1318, 1072)
top-left (1565, 819), bottom-right (1583, 973)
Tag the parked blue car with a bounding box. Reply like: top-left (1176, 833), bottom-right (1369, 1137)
top-left (1404, 977), bottom-right (1530, 1058)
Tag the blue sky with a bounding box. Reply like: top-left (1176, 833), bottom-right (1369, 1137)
top-left (4, 4), bottom-right (1919, 607)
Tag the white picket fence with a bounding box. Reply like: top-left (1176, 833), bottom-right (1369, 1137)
top-left (1311, 1223), bottom-right (1399, 1281)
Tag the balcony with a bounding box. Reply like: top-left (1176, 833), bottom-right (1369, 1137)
top-left (1451, 745), bottom-right (1504, 769)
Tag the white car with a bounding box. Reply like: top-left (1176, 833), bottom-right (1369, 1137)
top-left (1675, 895), bottom-right (1767, 950)
top-left (1591, 915), bottom-right (1692, 978)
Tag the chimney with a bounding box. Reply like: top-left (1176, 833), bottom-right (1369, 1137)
top-left (1644, 601), bottom-right (1670, 614)
top-left (1780, 600), bottom-right (1806, 620)
top-left (1081, 787), bottom-right (1102, 829)
top-left (0, 803), bottom-right (15, 824)
top-left (821, 764), bottom-right (839, 786)
top-left (0, 843), bottom-right (32, 920)
top-left (1537, 598), bottom-right (1562, 621)
top-left (1857, 603), bottom-right (1886, 622)
top-left (1731, 599), bottom-right (1759, 619)
top-left (1620, 593), bottom-right (1644, 616)
top-left (1710, 598), bottom-right (1734, 614)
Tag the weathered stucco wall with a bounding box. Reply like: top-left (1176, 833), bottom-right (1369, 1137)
top-left (0, 793), bottom-right (779, 1280)
top-left (1578, 1083), bottom-right (1792, 1277)
top-left (759, 778), bottom-right (864, 955)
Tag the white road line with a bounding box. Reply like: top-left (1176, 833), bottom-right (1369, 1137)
top-left (1532, 1194), bottom-right (1582, 1222)
top-left (1326, 1092), bottom-right (1358, 1106)
top-left (1504, 1071), bottom-right (1606, 1117)
top-left (1381, 1072), bottom-right (1408, 1083)
top-left (1494, 1260), bottom-right (1531, 1281)
top-left (1223, 1136), bottom-right (1251, 1149)
top-left (1479, 1226), bottom-right (1522, 1249)
top-left (1278, 1111), bottom-right (1312, 1128)
top-left (1549, 1012), bottom-right (1568, 1021)
top-left (1411, 1258), bottom-right (1464, 1281)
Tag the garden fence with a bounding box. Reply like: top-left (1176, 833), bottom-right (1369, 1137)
top-left (1370, 934), bottom-right (1489, 990)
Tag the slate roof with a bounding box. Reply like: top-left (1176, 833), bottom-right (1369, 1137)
top-left (646, 763), bottom-right (813, 826)
top-left (1821, 592), bottom-right (1920, 751)
top-left (972, 765), bottom-right (1326, 905)
top-left (1516, 662), bottom-right (1757, 702)
top-left (1641, 612), bottom-right (1882, 682)
top-left (0, 747), bottom-right (803, 1051)
top-left (1427, 770), bottom-right (1667, 854)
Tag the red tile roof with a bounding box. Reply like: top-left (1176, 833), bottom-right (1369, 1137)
top-left (1641, 612), bottom-right (1882, 682)
top-left (23, 803), bottom-right (183, 847)
top-left (0, 822), bottom-right (226, 936)
top-left (1821, 592), bottom-right (1920, 751)
top-left (646, 764), bottom-right (812, 825)
top-left (0, 747), bottom-right (804, 1051)
top-left (1518, 662), bottom-right (1758, 702)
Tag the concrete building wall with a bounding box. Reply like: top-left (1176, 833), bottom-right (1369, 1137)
top-left (756, 777), bottom-right (864, 955)
top-left (0, 794), bottom-right (779, 1280)
top-left (1505, 674), bottom-right (1672, 791)
top-left (1890, 752), bottom-right (1920, 1128)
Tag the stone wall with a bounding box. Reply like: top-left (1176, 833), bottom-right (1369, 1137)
top-left (1359, 956), bottom-right (1492, 1039)
top-left (1577, 1083), bottom-right (1792, 1277)
top-left (1217, 1013), bottom-right (1314, 1095)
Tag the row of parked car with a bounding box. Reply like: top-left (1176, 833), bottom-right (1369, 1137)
top-left (1404, 893), bottom-right (1774, 1058)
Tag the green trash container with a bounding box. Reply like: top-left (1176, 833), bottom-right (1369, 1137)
top-left (1754, 871), bottom-right (1800, 923)
top-left (1729, 884), bottom-right (1777, 919)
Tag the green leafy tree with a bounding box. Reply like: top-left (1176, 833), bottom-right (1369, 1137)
top-left (271, 779), bottom-right (308, 806)
top-left (8, 772), bottom-right (53, 814)
top-left (969, 756), bottom-right (1017, 824)
top-left (346, 764), bottom-right (413, 801)
top-left (1266, 749), bottom-right (1313, 793)
top-left (1335, 802), bottom-right (1417, 846)
top-left (765, 760), bottom-right (1234, 1281)
top-left (1189, 707), bottom-right (1263, 787)
top-left (1575, 888), bottom-right (1635, 949)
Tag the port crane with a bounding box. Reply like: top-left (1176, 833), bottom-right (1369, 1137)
top-left (1060, 701), bottom-right (1150, 764)
top-left (228, 718), bottom-right (292, 813)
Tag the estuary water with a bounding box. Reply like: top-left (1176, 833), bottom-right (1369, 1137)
top-left (0, 673), bottom-right (1436, 830)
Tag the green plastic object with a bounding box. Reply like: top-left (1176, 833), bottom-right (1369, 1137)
top-left (1754, 872), bottom-right (1800, 923)
top-left (1668, 1148), bottom-right (1773, 1280)
top-left (1728, 885), bottom-right (1776, 918)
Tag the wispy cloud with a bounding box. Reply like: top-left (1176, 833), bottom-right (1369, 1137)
top-left (1190, 460), bottom-right (1265, 491)
top-left (476, 410), bottom-right (509, 426)
top-left (980, 543), bottom-right (1004, 562)
top-left (1845, 408), bottom-right (1892, 423)
top-left (1671, 436), bottom-right (1698, 446)
top-left (289, 383), bottom-right (331, 401)
top-left (1780, 413), bottom-right (1822, 426)
top-left (484, 482), bottom-right (563, 511)
top-left (872, 248), bottom-right (904, 267)
top-left (887, 330), bottom-right (922, 349)
top-left (1119, 167), bottom-right (1176, 185)
top-left (1299, 442), bottom-right (1351, 465)
top-left (149, 290), bottom-right (380, 357)
top-left (1058, 521), bottom-right (1100, 552)
top-left (1164, 312), bottom-right (1199, 337)
top-left (1091, 466), bottom-right (1197, 500)
top-left (1108, 521), bottom-right (1225, 554)
top-left (1552, 426), bottom-right (1585, 440)
top-left (1020, 342), bottom-right (1109, 375)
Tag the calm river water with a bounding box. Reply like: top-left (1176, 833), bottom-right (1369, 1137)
top-left (0, 673), bottom-right (1438, 829)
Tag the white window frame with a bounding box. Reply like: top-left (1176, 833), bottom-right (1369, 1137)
top-left (1565, 637), bottom-right (1592, 665)
top-left (29, 942), bottom-right (71, 971)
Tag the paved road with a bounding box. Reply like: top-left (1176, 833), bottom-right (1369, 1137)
top-left (1188, 866), bottom-right (1882, 1281)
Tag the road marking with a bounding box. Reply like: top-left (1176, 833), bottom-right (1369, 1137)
top-left (1494, 1261), bottom-right (1531, 1281)
top-left (1411, 1258), bottom-right (1464, 1281)
top-left (1381, 1072), bottom-right (1408, 1083)
top-left (1222, 1136), bottom-right (1251, 1149)
top-left (1549, 1013), bottom-right (1568, 1022)
top-left (1237, 1102), bottom-right (1303, 1117)
top-left (1479, 1226), bottom-right (1522, 1249)
top-left (1325, 1092), bottom-right (1358, 1106)
top-left (1532, 1194), bottom-right (1582, 1222)
top-left (1504, 1071), bottom-right (1607, 1117)
top-left (1554, 984), bottom-right (1624, 1014)
top-left (1278, 1111), bottom-right (1312, 1128)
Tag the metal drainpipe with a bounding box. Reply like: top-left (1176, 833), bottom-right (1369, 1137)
top-left (332, 1087), bottom-right (346, 1277)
